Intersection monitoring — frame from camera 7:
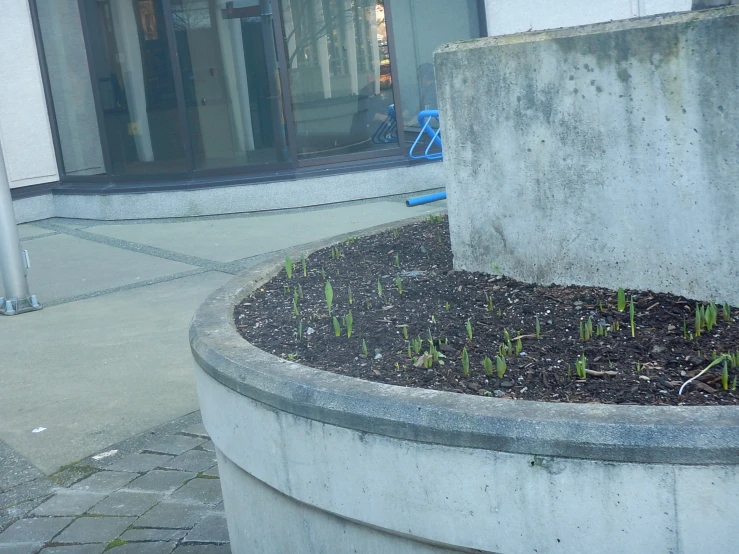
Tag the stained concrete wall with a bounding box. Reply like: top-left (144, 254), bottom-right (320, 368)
top-left (0, 0), bottom-right (59, 189)
top-left (484, 0), bottom-right (691, 36)
top-left (437, 7), bottom-right (739, 304)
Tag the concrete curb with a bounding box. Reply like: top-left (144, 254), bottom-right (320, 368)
top-left (189, 216), bottom-right (739, 466)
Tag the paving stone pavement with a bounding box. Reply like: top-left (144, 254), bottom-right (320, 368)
top-left (0, 413), bottom-right (230, 554)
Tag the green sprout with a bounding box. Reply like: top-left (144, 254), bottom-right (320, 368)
top-left (301, 253), bottom-right (307, 277)
top-left (483, 356), bottom-right (493, 375)
top-left (515, 339), bottom-right (522, 356)
top-left (503, 328), bottom-right (510, 343)
top-left (485, 292), bottom-right (493, 312)
top-left (613, 320), bottom-right (621, 332)
top-left (345, 311), bottom-right (353, 339)
top-left (461, 347), bottom-right (470, 376)
top-left (325, 281), bottom-right (333, 315)
top-left (393, 229), bottom-right (399, 239)
top-left (348, 285), bottom-right (353, 305)
top-left (395, 276), bottom-right (403, 295)
top-left (497, 308), bottom-right (502, 316)
top-left (465, 319), bottom-right (473, 340)
top-left (292, 290), bottom-right (299, 316)
top-left (630, 296), bottom-right (635, 338)
top-left (535, 316), bottom-right (541, 339)
top-left (412, 336), bottom-right (423, 355)
top-left (395, 253), bottom-right (400, 268)
top-left (401, 325), bottom-right (408, 339)
top-left (705, 302), bottom-right (718, 332)
top-left (320, 268), bottom-right (326, 281)
top-left (298, 320), bottom-right (303, 340)
top-left (581, 317), bottom-right (593, 341)
top-left (723, 302), bottom-right (732, 323)
top-left (575, 354), bottom-right (587, 379)
top-left (407, 343), bottom-right (412, 359)
top-left (617, 288), bottom-right (626, 312)
top-left (722, 360), bottom-right (729, 391)
top-left (362, 339), bottom-right (368, 357)
top-left (333, 316), bottom-right (341, 337)
top-left (377, 279), bottom-right (383, 298)
top-left (636, 361), bottom-right (642, 373)
top-left (285, 255), bottom-right (293, 279)
top-left (732, 375), bottom-right (738, 391)
top-left (695, 303), bottom-right (703, 337)
top-left (445, 301), bottom-right (450, 311)
top-left (496, 355), bottom-right (507, 378)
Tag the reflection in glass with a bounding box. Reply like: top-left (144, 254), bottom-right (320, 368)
top-left (171, 0), bottom-right (289, 169)
top-left (280, 0), bottom-right (397, 159)
top-left (36, 0), bottom-right (105, 176)
top-left (92, 0), bottom-right (187, 174)
top-left (390, 0), bottom-right (480, 150)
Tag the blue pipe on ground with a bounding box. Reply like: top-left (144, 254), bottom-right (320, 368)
top-left (406, 191), bottom-right (446, 207)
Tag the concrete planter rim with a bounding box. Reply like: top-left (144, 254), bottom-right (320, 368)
top-left (189, 220), bottom-right (739, 466)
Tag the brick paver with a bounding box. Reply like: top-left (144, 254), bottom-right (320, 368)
top-left (0, 418), bottom-right (229, 553)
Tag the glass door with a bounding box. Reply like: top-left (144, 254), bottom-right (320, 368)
top-left (170, 0), bottom-right (291, 170)
top-left (278, 0), bottom-right (401, 161)
top-left (84, 0), bottom-right (190, 175)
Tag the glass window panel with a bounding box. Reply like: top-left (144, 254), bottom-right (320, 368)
top-left (36, 0), bottom-right (106, 176)
top-left (281, 0), bottom-right (398, 159)
top-left (390, 0), bottom-right (480, 152)
top-left (171, 0), bottom-right (289, 169)
top-left (91, 0), bottom-right (188, 174)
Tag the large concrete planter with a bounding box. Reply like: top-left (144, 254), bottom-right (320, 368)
top-left (190, 229), bottom-right (739, 554)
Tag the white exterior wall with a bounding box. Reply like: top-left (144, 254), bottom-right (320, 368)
top-left (484, 0), bottom-right (692, 36)
top-left (0, 0), bottom-right (59, 189)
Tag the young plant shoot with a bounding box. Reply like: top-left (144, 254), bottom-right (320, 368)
top-left (377, 279), bottom-right (383, 298)
top-left (535, 316), bottom-right (541, 339)
top-left (345, 311), bottom-right (353, 339)
top-left (362, 339), bottom-right (368, 357)
top-left (461, 347), bottom-right (470, 376)
top-left (483, 356), bottom-right (493, 376)
top-left (630, 296), bottom-right (636, 338)
top-left (576, 354), bottom-right (587, 379)
top-left (285, 255), bottom-right (293, 279)
top-left (465, 319), bottom-right (473, 341)
top-left (496, 355), bottom-right (507, 378)
top-left (325, 281), bottom-right (333, 315)
top-left (617, 288), bottom-right (626, 312)
top-left (301, 253), bottom-right (307, 277)
top-left (332, 316), bottom-right (341, 337)
top-left (395, 276), bottom-right (403, 295)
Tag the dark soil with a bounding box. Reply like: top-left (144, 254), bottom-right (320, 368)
top-left (235, 215), bottom-right (739, 406)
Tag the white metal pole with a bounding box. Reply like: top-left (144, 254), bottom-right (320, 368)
top-left (0, 141), bottom-right (41, 315)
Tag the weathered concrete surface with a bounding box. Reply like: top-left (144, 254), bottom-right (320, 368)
top-left (436, 7), bottom-right (739, 304)
top-left (190, 246), bottom-right (739, 554)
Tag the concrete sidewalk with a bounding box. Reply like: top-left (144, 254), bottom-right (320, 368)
top-left (0, 197), bottom-right (444, 549)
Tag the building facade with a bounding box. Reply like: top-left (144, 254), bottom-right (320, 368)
top-left (3, 0), bottom-right (692, 221)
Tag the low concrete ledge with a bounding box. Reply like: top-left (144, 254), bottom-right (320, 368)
top-left (190, 223), bottom-right (739, 553)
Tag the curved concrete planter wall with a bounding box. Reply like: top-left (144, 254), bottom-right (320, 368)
top-left (190, 228), bottom-right (739, 554)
